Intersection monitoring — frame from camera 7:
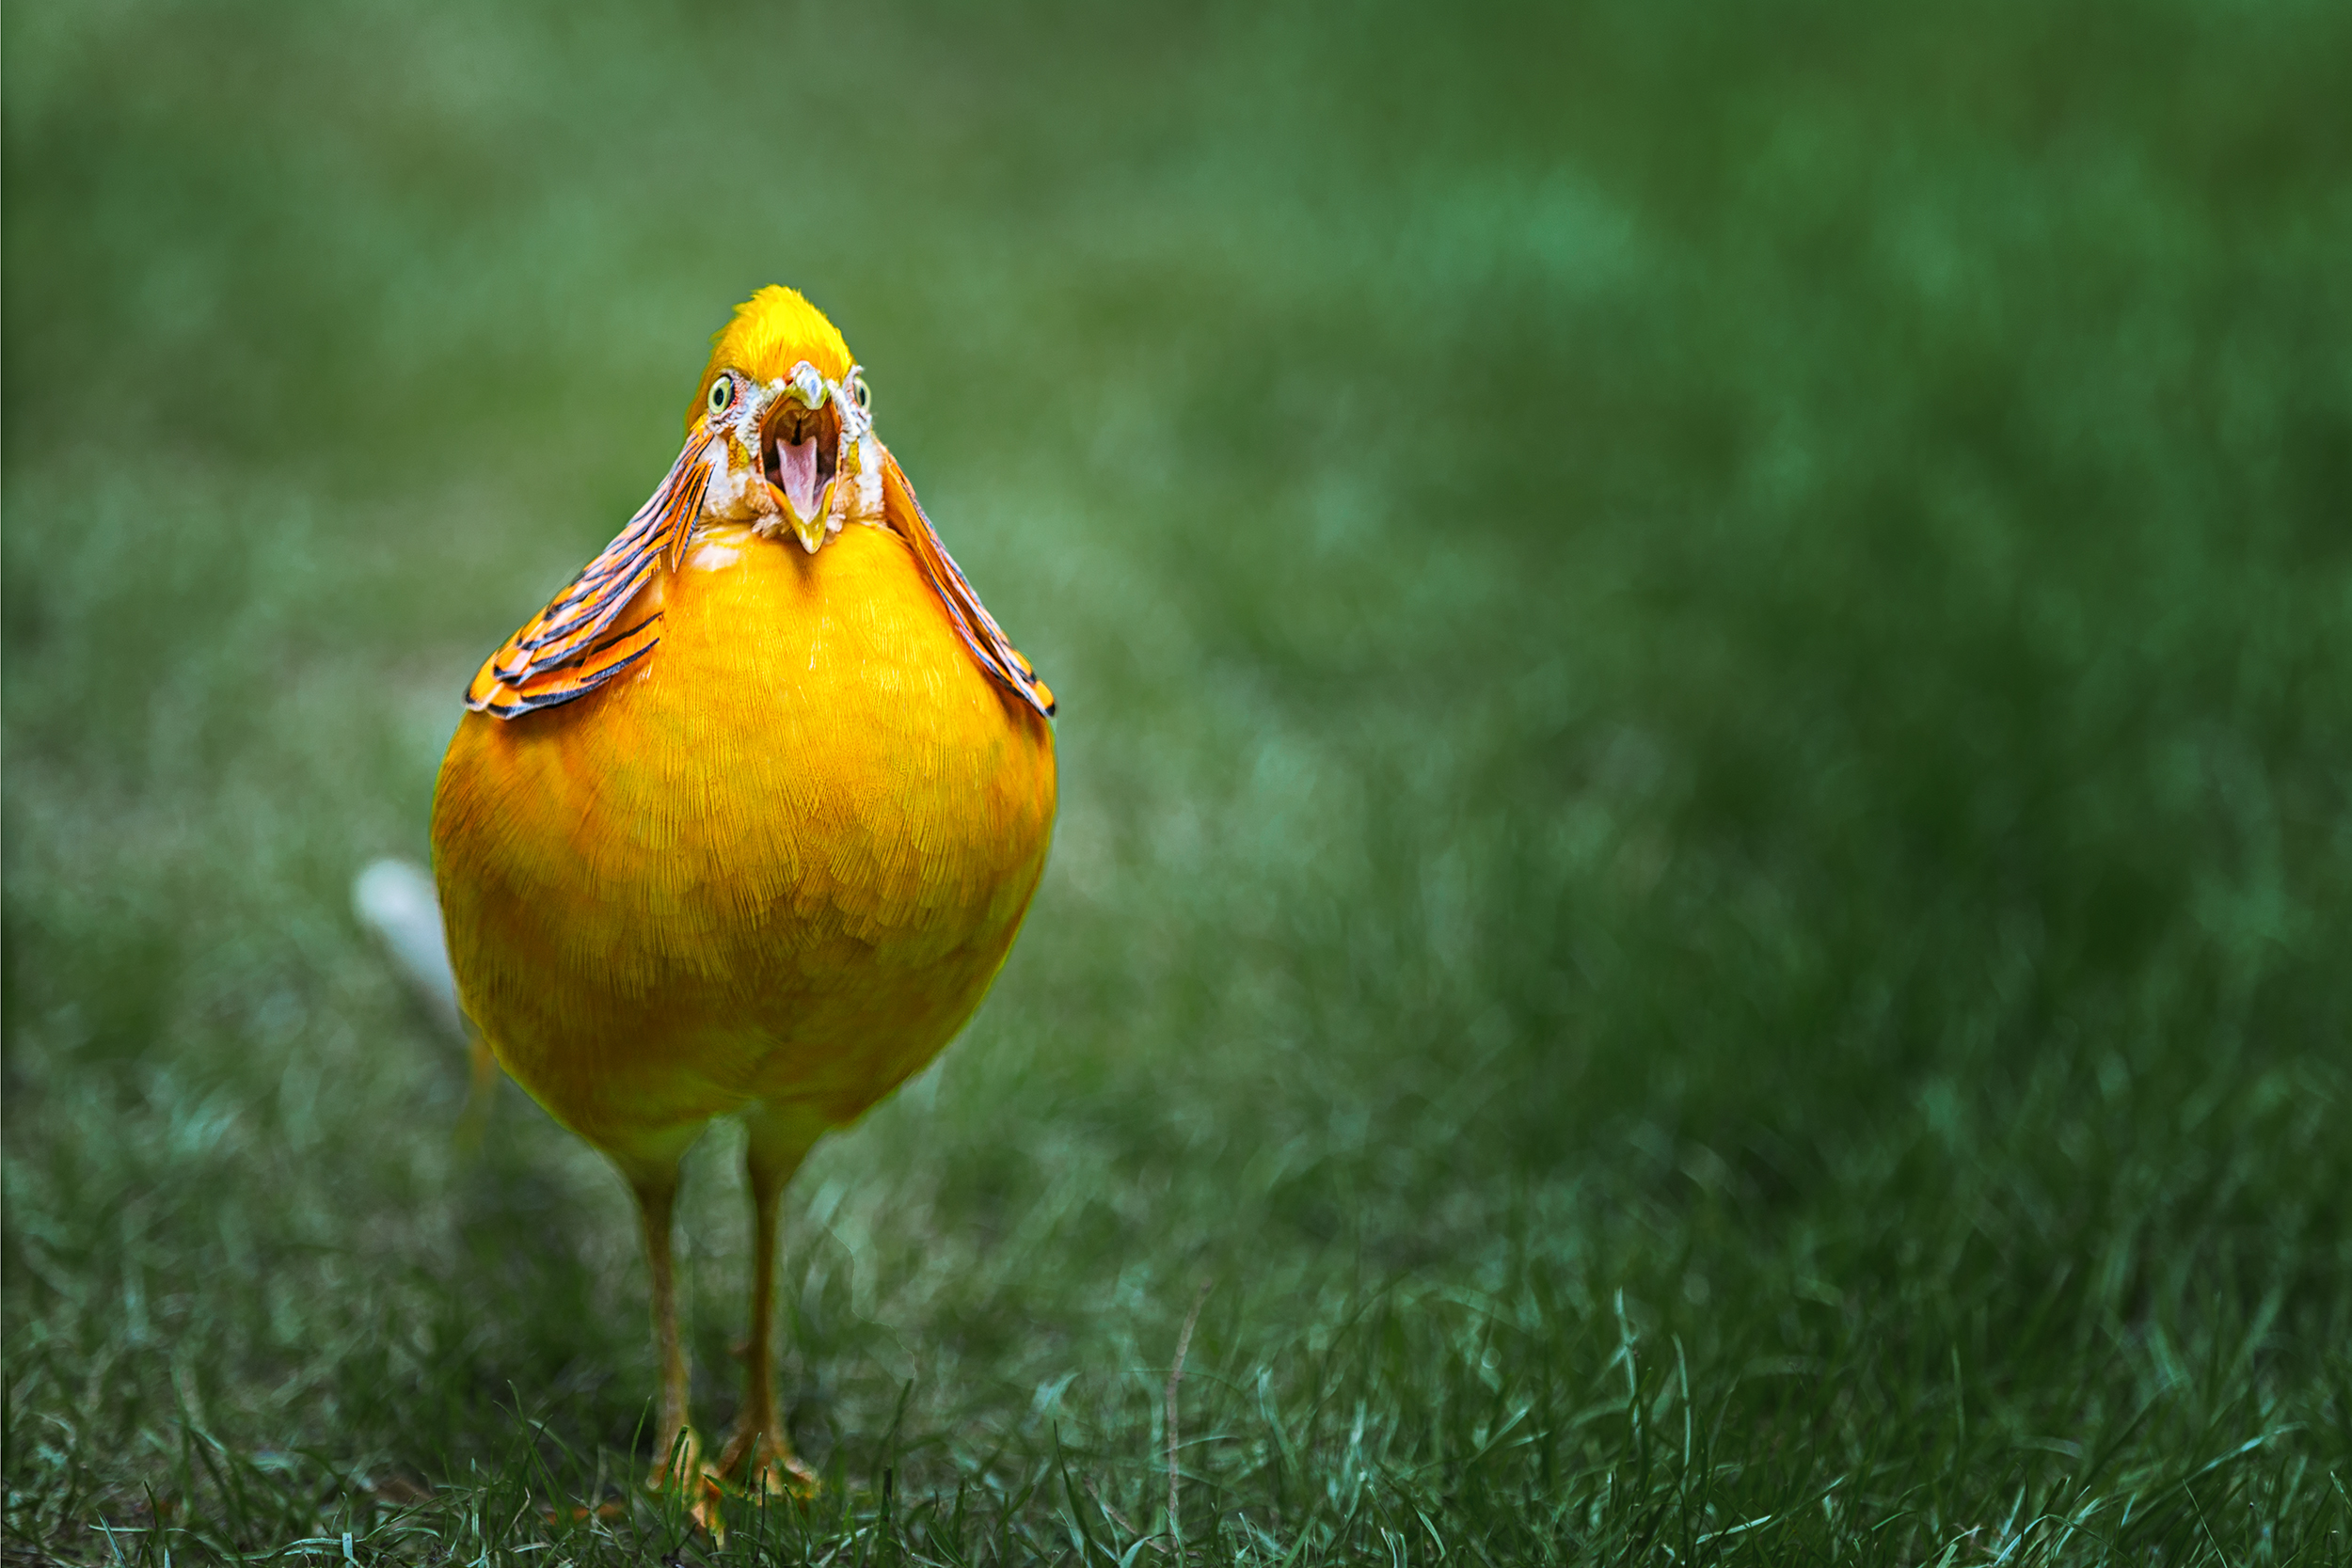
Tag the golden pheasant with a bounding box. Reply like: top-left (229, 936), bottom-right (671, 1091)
top-left (431, 286), bottom-right (1057, 1495)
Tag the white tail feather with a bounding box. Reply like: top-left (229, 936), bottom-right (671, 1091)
top-left (353, 858), bottom-right (464, 1040)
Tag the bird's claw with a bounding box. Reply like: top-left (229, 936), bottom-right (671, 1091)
top-left (644, 1424), bottom-right (705, 1493)
top-left (716, 1424), bottom-right (819, 1497)
top-left (644, 1435), bottom-right (737, 1542)
top-left (684, 1471), bottom-right (731, 1542)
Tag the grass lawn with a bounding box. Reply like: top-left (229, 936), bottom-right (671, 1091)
top-left (6, 1), bottom-right (2350, 1561)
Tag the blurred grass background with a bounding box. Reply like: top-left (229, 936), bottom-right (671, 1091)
top-left (6, 0), bottom-right (2350, 1560)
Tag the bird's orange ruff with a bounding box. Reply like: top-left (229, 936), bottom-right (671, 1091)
top-left (430, 286), bottom-right (1056, 1497)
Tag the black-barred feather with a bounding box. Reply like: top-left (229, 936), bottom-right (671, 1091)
top-left (466, 438), bottom-right (712, 717)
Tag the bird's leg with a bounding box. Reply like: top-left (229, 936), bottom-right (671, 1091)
top-left (717, 1101), bottom-right (826, 1495)
top-left (628, 1171), bottom-right (702, 1491)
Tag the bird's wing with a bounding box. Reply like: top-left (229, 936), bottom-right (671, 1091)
top-left (465, 439), bottom-right (713, 718)
top-left (880, 447), bottom-right (1057, 720)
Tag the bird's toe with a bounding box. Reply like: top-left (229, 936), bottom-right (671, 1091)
top-left (644, 1424), bottom-right (707, 1495)
top-left (717, 1424), bottom-right (819, 1497)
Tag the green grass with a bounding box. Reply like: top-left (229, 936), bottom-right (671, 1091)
top-left (7, 0), bottom-right (2351, 1561)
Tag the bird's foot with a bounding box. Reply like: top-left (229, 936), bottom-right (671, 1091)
top-left (644, 1430), bottom-right (732, 1541)
top-left (644, 1422), bottom-right (705, 1493)
top-left (715, 1421), bottom-right (819, 1497)
top-left (683, 1473), bottom-right (730, 1543)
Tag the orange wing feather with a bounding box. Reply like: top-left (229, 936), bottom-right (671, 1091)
top-left (465, 440), bottom-right (712, 718)
top-left (880, 449), bottom-right (1057, 720)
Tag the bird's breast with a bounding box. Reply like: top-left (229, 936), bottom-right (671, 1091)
top-left (432, 521), bottom-right (1057, 1151)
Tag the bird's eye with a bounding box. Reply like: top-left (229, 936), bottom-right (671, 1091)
top-left (707, 378), bottom-right (735, 417)
top-left (850, 375), bottom-right (872, 415)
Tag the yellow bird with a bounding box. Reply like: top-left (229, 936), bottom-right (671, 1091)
top-left (431, 286), bottom-right (1057, 1495)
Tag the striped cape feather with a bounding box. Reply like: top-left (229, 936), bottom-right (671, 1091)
top-left (465, 438), bottom-right (1054, 722)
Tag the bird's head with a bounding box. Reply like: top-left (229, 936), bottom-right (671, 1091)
top-left (461, 283), bottom-right (1055, 721)
top-left (688, 286), bottom-right (883, 554)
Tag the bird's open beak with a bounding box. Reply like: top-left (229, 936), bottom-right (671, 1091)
top-left (761, 362), bottom-right (842, 553)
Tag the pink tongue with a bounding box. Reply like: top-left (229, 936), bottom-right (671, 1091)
top-left (777, 436), bottom-right (819, 517)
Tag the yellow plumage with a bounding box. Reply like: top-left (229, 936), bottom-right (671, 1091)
top-left (431, 286), bottom-right (1056, 1498)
